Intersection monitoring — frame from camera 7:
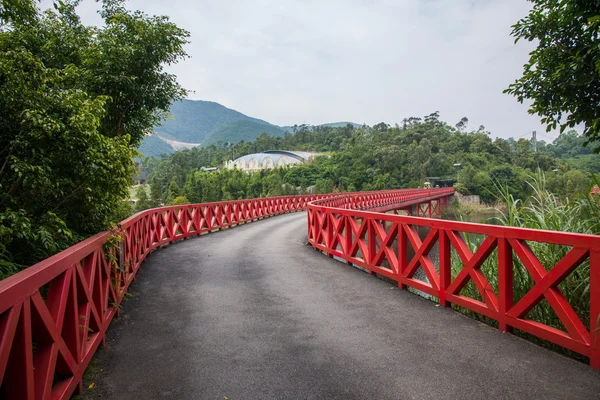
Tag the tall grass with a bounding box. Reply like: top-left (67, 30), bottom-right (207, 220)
top-left (450, 170), bottom-right (600, 357)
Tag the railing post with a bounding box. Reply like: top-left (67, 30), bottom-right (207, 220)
top-left (397, 224), bottom-right (407, 289)
top-left (498, 238), bottom-right (513, 333)
top-left (367, 218), bottom-right (376, 271)
top-left (306, 209), bottom-right (312, 243)
top-left (345, 215), bottom-right (352, 264)
top-left (169, 209), bottom-right (177, 243)
top-left (119, 239), bottom-right (125, 274)
top-left (439, 229), bottom-right (451, 307)
top-left (326, 212), bottom-right (334, 258)
top-left (591, 249), bottom-right (600, 369)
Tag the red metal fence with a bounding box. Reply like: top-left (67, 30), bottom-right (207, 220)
top-left (0, 189), bottom-right (440, 399)
top-left (307, 192), bottom-right (600, 369)
top-left (8, 185), bottom-right (598, 399)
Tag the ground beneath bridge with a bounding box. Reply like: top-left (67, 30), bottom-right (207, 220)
top-left (88, 212), bottom-right (600, 399)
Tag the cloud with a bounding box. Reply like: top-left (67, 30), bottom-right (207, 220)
top-left (44, 0), bottom-right (553, 140)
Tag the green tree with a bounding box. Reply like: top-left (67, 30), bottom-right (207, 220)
top-left (262, 173), bottom-right (284, 196)
top-left (149, 176), bottom-right (165, 206)
top-left (0, 1), bottom-right (188, 272)
top-left (166, 178), bottom-right (182, 205)
top-left (505, 1), bottom-right (600, 149)
top-left (183, 171), bottom-right (203, 203)
top-left (170, 195), bottom-right (190, 206)
top-left (200, 173), bottom-right (221, 202)
top-left (141, 109), bottom-right (598, 209)
top-left (135, 186), bottom-right (153, 212)
top-left (88, 0), bottom-right (189, 145)
top-left (246, 172), bottom-right (264, 198)
top-left (315, 178), bottom-right (334, 194)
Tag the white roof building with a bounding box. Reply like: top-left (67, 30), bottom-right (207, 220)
top-left (225, 150), bottom-right (319, 171)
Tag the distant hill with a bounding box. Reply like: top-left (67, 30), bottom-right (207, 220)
top-left (137, 135), bottom-right (174, 158)
top-left (138, 99), bottom-right (358, 157)
top-left (319, 122), bottom-right (362, 128)
top-left (281, 122), bottom-right (361, 132)
top-left (203, 120), bottom-right (285, 145)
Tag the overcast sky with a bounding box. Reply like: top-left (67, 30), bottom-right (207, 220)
top-left (46, 0), bottom-right (556, 141)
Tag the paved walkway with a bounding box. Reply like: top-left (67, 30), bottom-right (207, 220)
top-left (91, 212), bottom-right (600, 399)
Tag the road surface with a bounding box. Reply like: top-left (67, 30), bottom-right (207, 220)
top-left (88, 212), bottom-right (600, 399)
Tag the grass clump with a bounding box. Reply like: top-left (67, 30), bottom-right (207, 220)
top-left (450, 170), bottom-right (600, 359)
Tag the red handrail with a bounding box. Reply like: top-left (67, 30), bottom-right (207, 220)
top-left (0, 189), bottom-right (441, 399)
top-left (307, 191), bottom-right (600, 369)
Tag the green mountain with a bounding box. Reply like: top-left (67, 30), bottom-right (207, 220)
top-left (137, 135), bottom-right (174, 158)
top-left (140, 99), bottom-right (284, 157)
top-left (203, 120), bottom-right (285, 145)
top-left (153, 99), bottom-right (280, 142)
top-left (138, 99), bottom-right (358, 157)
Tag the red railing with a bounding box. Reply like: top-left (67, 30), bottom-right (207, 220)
top-left (0, 194), bottom-right (334, 399)
top-left (0, 189), bottom-right (447, 399)
top-left (307, 193), bottom-right (600, 369)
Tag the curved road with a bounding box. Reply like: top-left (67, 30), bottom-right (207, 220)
top-left (91, 212), bottom-right (600, 399)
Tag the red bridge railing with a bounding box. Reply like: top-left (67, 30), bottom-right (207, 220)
top-left (0, 194), bottom-right (333, 399)
top-left (307, 192), bottom-right (600, 369)
top-left (0, 189), bottom-right (443, 399)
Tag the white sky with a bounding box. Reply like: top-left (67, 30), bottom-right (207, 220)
top-left (43, 0), bottom-right (559, 141)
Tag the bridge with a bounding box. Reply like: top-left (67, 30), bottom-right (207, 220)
top-left (1, 188), bottom-right (600, 399)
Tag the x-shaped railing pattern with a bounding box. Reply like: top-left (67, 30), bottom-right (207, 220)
top-left (16, 186), bottom-right (589, 400)
top-left (1, 191), bottom-right (362, 399)
top-left (307, 191), bottom-right (600, 369)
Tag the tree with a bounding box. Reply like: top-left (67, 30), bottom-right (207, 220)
top-left (246, 172), bottom-right (264, 198)
top-left (183, 171), bottom-right (203, 203)
top-left (0, 1), bottom-right (189, 271)
top-left (89, 0), bottom-right (190, 145)
top-left (505, 1), bottom-right (600, 150)
top-left (170, 196), bottom-right (190, 206)
top-left (424, 111), bottom-right (440, 125)
top-left (315, 178), bottom-right (334, 194)
top-left (200, 172), bottom-right (221, 202)
top-left (455, 117), bottom-right (469, 132)
top-left (166, 178), bottom-right (182, 205)
top-left (140, 110), bottom-right (598, 210)
top-left (262, 174), bottom-right (284, 196)
top-left (373, 122), bottom-right (390, 132)
top-left (135, 186), bottom-right (153, 212)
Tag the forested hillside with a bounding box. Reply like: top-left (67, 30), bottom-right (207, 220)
top-left (137, 115), bottom-right (599, 210)
top-left (138, 99), bottom-right (362, 157)
top-left (139, 99), bottom-right (285, 156)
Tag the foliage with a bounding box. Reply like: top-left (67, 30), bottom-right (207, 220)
top-left (204, 120), bottom-right (286, 148)
top-left (315, 178), bottom-right (335, 194)
top-left (170, 196), bottom-right (190, 206)
top-left (134, 186), bottom-right (153, 212)
top-left (0, 0), bottom-right (188, 273)
top-left (91, 0), bottom-right (189, 145)
top-left (137, 117), bottom-right (598, 211)
top-left (166, 178), bottom-right (182, 205)
top-left (496, 172), bottom-right (598, 340)
top-left (137, 134), bottom-right (178, 157)
top-left (137, 100), bottom-right (363, 158)
top-left (0, 210), bottom-right (74, 279)
top-left (505, 1), bottom-right (600, 150)
top-left (451, 171), bottom-right (600, 357)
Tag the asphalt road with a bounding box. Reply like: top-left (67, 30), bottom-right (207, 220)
top-left (90, 212), bottom-right (600, 400)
